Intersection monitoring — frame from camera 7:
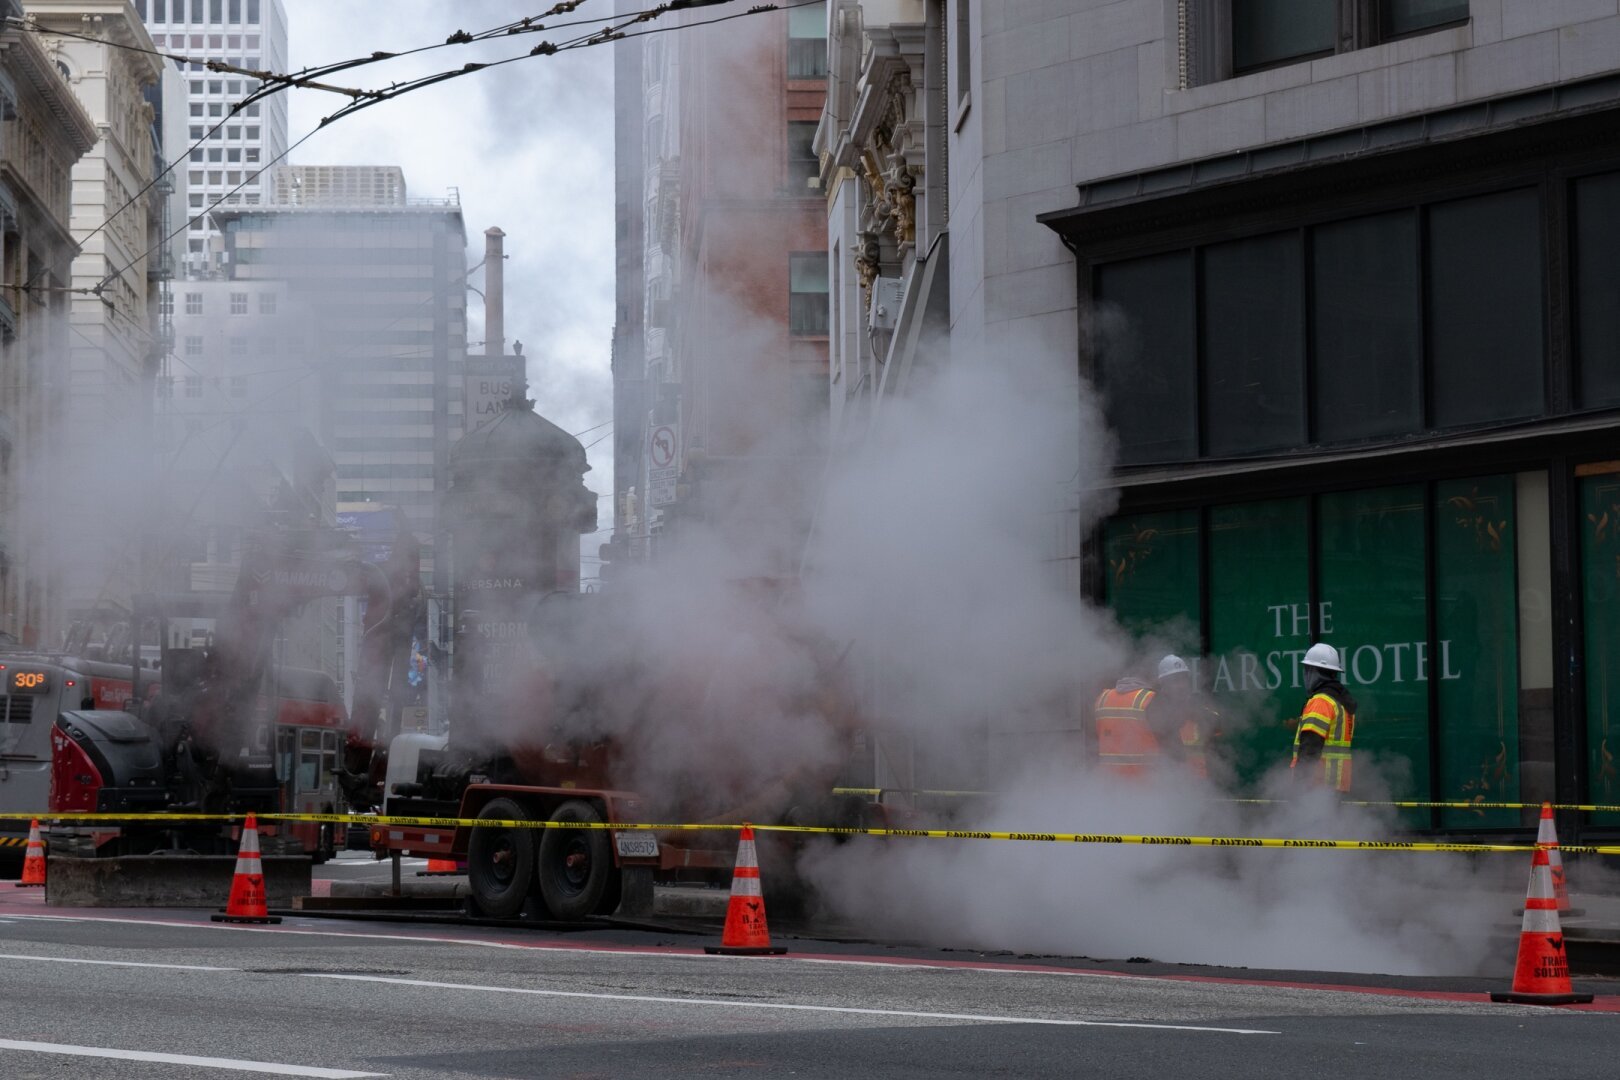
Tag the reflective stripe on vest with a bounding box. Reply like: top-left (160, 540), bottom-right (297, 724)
top-left (1291, 690), bottom-right (1354, 793)
top-left (1180, 718), bottom-right (1207, 778)
top-left (1095, 687), bottom-right (1159, 771)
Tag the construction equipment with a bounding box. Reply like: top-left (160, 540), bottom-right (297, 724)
top-left (43, 523), bottom-right (423, 860)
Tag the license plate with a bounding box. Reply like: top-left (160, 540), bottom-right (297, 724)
top-left (614, 830), bottom-right (659, 859)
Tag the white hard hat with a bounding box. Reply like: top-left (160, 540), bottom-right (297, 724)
top-left (1302, 642), bottom-right (1343, 672)
top-left (1157, 654), bottom-right (1190, 679)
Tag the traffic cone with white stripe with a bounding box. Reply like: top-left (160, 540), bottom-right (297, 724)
top-left (1491, 844), bottom-right (1591, 1005)
top-left (211, 814), bottom-right (281, 924)
top-left (15, 820), bottom-right (45, 888)
top-left (1532, 802), bottom-right (1582, 917)
top-left (704, 825), bottom-right (786, 956)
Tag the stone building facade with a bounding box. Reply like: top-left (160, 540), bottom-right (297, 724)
top-left (0, 2), bottom-right (97, 646)
top-left (825, 0), bottom-right (1620, 835)
top-left (27, 0), bottom-right (166, 629)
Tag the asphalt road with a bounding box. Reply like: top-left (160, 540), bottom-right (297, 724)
top-left (0, 890), bottom-right (1614, 1079)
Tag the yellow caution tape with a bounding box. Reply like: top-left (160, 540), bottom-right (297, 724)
top-left (837, 789), bottom-right (1620, 814)
top-left (3, 810), bottom-right (1619, 855)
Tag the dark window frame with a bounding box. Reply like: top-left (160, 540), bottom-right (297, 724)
top-left (786, 0), bottom-right (828, 80)
top-left (1074, 130), bottom-right (1620, 469)
top-left (787, 120), bottom-right (819, 192)
top-left (788, 251), bottom-right (830, 337)
top-left (1205, 0), bottom-right (1470, 82)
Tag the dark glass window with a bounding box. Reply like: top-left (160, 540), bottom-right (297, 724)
top-left (1312, 211), bottom-right (1421, 443)
top-left (788, 121), bottom-right (818, 190)
top-left (1201, 232), bottom-right (1305, 456)
top-left (229, 0), bottom-right (240, 22)
top-left (210, 0), bottom-right (222, 23)
top-left (1319, 484), bottom-right (1430, 807)
top-left (789, 252), bottom-right (829, 336)
top-left (1581, 468), bottom-right (1620, 824)
top-left (1380, 0), bottom-right (1469, 38)
top-left (1427, 189), bottom-right (1545, 428)
top-left (247, 0), bottom-right (259, 22)
top-left (1231, 0), bottom-right (1335, 73)
top-left (135, 0), bottom-right (147, 18)
top-left (787, 2), bottom-right (828, 79)
top-left (1095, 251), bottom-right (1197, 465)
top-left (1574, 171), bottom-right (1620, 410)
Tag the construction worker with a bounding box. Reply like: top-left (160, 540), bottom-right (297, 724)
top-left (1149, 654), bottom-right (1218, 779)
top-left (1290, 642), bottom-right (1356, 793)
top-left (1093, 671), bottom-right (1159, 777)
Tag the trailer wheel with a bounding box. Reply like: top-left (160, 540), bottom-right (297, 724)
top-left (536, 799), bottom-right (614, 921)
top-left (467, 797), bottom-right (536, 919)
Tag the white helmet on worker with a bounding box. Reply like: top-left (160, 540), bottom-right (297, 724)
top-left (1302, 642), bottom-right (1343, 673)
top-left (1157, 654), bottom-right (1190, 679)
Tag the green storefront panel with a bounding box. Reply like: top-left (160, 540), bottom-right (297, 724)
top-left (1208, 498), bottom-right (1309, 783)
top-left (1102, 510), bottom-right (1201, 644)
top-left (1582, 473), bottom-right (1620, 825)
top-left (1319, 486), bottom-right (1429, 809)
top-left (1435, 476), bottom-right (1522, 828)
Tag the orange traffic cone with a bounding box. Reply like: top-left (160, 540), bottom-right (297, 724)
top-left (1531, 802), bottom-right (1583, 917)
top-left (703, 825), bottom-right (786, 956)
top-left (15, 820), bottom-right (45, 888)
top-left (211, 814), bottom-right (281, 925)
top-left (1491, 844), bottom-right (1592, 1005)
top-left (417, 857), bottom-right (460, 877)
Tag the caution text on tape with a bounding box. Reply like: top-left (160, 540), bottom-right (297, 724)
top-left (1, 811), bottom-right (1618, 856)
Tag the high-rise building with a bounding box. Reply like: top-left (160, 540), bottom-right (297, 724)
top-left (136, 0), bottom-right (289, 278)
top-left (212, 174), bottom-right (468, 587)
top-left (608, 2), bottom-right (829, 572)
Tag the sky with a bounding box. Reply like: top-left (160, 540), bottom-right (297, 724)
top-left (283, 1), bottom-right (619, 572)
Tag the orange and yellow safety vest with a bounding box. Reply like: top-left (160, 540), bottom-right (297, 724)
top-left (1291, 690), bottom-right (1354, 792)
top-left (1094, 686), bottom-right (1160, 777)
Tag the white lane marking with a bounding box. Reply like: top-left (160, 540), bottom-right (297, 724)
top-left (302, 973), bottom-right (1280, 1035)
top-left (0, 913), bottom-right (525, 950)
top-left (0, 952), bottom-right (236, 972)
top-left (0, 1038), bottom-right (386, 1077)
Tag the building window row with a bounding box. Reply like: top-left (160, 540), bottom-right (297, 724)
top-left (1105, 463), bottom-right (1620, 829)
top-left (140, 0), bottom-right (264, 26)
top-left (1093, 170), bottom-right (1620, 466)
top-left (186, 123), bottom-right (263, 141)
top-left (1194, 0), bottom-right (1469, 83)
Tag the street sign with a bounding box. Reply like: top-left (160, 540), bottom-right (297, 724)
top-left (464, 358), bottom-right (523, 433)
top-left (647, 423), bottom-right (679, 507)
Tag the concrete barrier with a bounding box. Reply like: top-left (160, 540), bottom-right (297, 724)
top-left (45, 855), bottom-right (311, 908)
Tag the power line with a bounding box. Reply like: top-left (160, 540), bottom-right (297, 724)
top-left (84, 4), bottom-right (791, 299)
top-left (0, 1), bottom-right (680, 292)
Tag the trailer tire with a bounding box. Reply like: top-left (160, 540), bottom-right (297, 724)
top-left (536, 799), bottom-right (613, 922)
top-left (467, 797), bottom-right (536, 920)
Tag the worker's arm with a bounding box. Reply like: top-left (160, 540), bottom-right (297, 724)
top-left (1294, 728), bottom-right (1325, 761)
top-left (1145, 698), bottom-right (1188, 759)
top-left (1294, 694), bottom-right (1333, 761)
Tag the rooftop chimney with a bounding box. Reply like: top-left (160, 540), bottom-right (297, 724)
top-left (484, 226), bottom-right (505, 358)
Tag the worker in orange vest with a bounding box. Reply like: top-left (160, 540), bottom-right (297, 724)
top-left (1290, 643), bottom-right (1357, 793)
top-left (1093, 672), bottom-right (1160, 777)
top-left (1149, 654), bottom-right (1219, 779)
